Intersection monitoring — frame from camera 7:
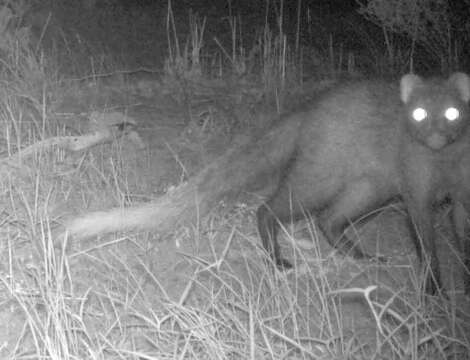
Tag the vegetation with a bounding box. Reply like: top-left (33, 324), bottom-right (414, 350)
top-left (0, 0), bottom-right (468, 358)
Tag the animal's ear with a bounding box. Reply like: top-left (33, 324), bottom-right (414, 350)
top-left (448, 72), bottom-right (470, 102)
top-left (400, 74), bottom-right (422, 103)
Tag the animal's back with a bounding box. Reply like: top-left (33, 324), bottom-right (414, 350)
top-left (282, 80), bottom-right (403, 211)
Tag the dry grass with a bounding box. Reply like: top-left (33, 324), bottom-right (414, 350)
top-left (3, 202), bottom-right (470, 358)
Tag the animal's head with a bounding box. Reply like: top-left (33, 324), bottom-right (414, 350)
top-left (400, 72), bottom-right (470, 150)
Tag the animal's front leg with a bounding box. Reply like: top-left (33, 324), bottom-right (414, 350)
top-left (404, 186), bottom-right (442, 296)
top-left (452, 200), bottom-right (470, 295)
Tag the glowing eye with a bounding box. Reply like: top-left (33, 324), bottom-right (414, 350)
top-left (412, 107), bottom-right (427, 122)
top-left (444, 107), bottom-right (459, 121)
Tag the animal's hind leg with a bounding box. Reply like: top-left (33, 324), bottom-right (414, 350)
top-left (318, 178), bottom-right (389, 261)
top-left (257, 203), bottom-right (293, 268)
top-left (257, 184), bottom-right (304, 269)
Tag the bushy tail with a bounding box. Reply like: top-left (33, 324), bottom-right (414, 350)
top-left (66, 114), bottom-right (303, 239)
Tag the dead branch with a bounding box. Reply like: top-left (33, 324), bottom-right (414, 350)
top-left (0, 111), bottom-right (143, 175)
